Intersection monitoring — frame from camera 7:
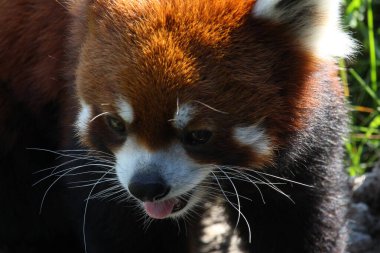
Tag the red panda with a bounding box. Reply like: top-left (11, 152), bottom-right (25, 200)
top-left (0, 0), bottom-right (354, 252)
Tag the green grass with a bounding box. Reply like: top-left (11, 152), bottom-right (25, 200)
top-left (342, 0), bottom-right (380, 175)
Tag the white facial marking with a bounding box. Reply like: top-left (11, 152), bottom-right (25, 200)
top-left (252, 0), bottom-right (355, 59)
top-left (117, 99), bottom-right (134, 123)
top-left (115, 137), bottom-right (210, 217)
top-left (233, 125), bottom-right (271, 156)
top-left (76, 100), bottom-right (91, 136)
top-left (115, 137), bottom-right (150, 188)
top-left (172, 103), bottom-right (195, 129)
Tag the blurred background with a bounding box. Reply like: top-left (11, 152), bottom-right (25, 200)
top-left (342, 0), bottom-right (380, 176)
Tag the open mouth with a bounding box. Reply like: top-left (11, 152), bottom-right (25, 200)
top-left (142, 190), bottom-right (193, 219)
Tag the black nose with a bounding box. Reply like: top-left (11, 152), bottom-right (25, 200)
top-left (128, 172), bottom-right (170, 202)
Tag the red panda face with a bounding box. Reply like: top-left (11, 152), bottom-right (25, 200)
top-left (71, 0), bottom-right (353, 219)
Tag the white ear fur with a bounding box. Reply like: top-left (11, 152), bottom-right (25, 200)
top-left (252, 0), bottom-right (355, 60)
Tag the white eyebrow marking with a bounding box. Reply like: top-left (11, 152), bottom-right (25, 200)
top-left (176, 97), bottom-right (180, 116)
top-left (233, 125), bottom-right (271, 155)
top-left (117, 99), bottom-right (134, 123)
top-left (171, 103), bottom-right (195, 129)
top-left (90, 112), bottom-right (110, 122)
top-left (191, 100), bottom-right (229, 115)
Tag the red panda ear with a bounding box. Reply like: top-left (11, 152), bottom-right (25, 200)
top-left (251, 0), bottom-right (355, 60)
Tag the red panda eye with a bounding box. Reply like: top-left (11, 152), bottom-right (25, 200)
top-left (106, 115), bottom-right (126, 135)
top-left (184, 130), bottom-right (212, 145)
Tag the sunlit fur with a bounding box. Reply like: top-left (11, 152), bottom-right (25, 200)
top-left (1, 0), bottom-right (352, 252)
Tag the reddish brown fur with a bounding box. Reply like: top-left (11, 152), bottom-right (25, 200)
top-left (70, 0), bottom-right (324, 168)
top-left (0, 0), bottom-right (330, 168)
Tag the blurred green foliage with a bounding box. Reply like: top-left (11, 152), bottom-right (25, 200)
top-left (342, 0), bottom-right (380, 175)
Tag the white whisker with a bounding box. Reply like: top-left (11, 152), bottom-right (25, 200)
top-left (213, 166), bottom-right (241, 229)
top-left (33, 164), bottom-right (114, 186)
top-left (83, 168), bottom-right (114, 253)
top-left (191, 100), bottom-right (229, 114)
top-left (90, 111), bottom-right (110, 122)
top-left (68, 179), bottom-right (117, 189)
top-left (210, 171), bottom-right (252, 243)
top-left (220, 166), bottom-right (295, 203)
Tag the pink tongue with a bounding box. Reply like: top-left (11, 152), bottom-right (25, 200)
top-left (143, 199), bottom-right (176, 219)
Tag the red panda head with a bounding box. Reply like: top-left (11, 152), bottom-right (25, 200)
top-left (70, 0), bottom-right (353, 219)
